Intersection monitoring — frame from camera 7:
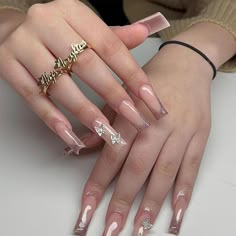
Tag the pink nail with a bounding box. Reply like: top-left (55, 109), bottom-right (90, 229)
top-left (103, 213), bottom-right (123, 236)
top-left (139, 85), bottom-right (168, 120)
top-left (74, 196), bottom-right (97, 235)
top-left (54, 122), bottom-right (86, 155)
top-left (119, 100), bottom-right (149, 131)
top-left (93, 119), bottom-right (127, 147)
top-left (169, 193), bottom-right (188, 235)
top-left (135, 12), bottom-right (170, 35)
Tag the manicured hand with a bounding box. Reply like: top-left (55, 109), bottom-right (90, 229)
top-left (75, 42), bottom-right (212, 235)
top-left (0, 0), bottom-right (169, 154)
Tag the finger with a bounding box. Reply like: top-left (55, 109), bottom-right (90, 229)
top-left (0, 51), bottom-right (85, 155)
top-left (73, 115), bottom-right (138, 235)
top-left (27, 8), bottom-right (149, 131)
top-left (11, 28), bottom-right (126, 149)
top-left (56, 1), bottom-right (169, 120)
top-left (168, 131), bottom-right (209, 235)
top-left (103, 125), bottom-right (170, 235)
top-left (133, 131), bottom-right (192, 236)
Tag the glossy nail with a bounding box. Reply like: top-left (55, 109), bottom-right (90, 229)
top-left (74, 196), bottom-right (97, 235)
top-left (93, 119), bottom-right (127, 146)
top-left (132, 214), bottom-right (153, 236)
top-left (139, 85), bottom-right (168, 120)
top-left (135, 12), bottom-right (170, 35)
top-left (103, 213), bottom-right (123, 236)
top-left (119, 100), bottom-right (149, 131)
top-left (169, 193), bottom-right (187, 235)
top-left (54, 122), bottom-right (86, 155)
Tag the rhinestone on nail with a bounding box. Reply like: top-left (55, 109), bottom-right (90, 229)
top-left (111, 133), bottom-right (121, 144)
top-left (95, 124), bottom-right (106, 136)
top-left (142, 218), bottom-right (153, 230)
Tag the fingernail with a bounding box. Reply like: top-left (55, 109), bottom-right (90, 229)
top-left (134, 12), bottom-right (170, 35)
top-left (74, 196), bottom-right (97, 235)
top-left (139, 85), bottom-right (168, 120)
top-left (169, 193), bottom-right (187, 235)
top-left (119, 100), bottom-right (149, 131)
top-left (103, 213), bottom-right (123, 236)
top-left (54, 122), bottom-right (86, 155)
top-left (93, 119), bottom-right (127, 146)
top-left (132, 214), bottom-right (153, 236)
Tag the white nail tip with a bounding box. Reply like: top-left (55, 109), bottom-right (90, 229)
top-left (106, 222), bottom-right (118, 236)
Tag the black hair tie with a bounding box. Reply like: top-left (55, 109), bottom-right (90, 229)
top-left (159, 40), bottom-right (217, 80)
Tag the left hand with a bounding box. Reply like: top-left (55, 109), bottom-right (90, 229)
top-left (73, 42), bottom-right (213, 236)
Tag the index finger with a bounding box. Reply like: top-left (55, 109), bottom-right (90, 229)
top-left (57, 0), bottom-right (170, 120)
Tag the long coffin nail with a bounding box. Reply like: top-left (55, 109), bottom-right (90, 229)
top-left (132, 214), bottom-right (153, 236)
top-left (169, 193), bottom-right (187, 235)
top-left (139, 85), bottom-right (168, 120)
top-left (93, 119), bottom-right (127, 146)
top-left (119, 100), bottom-right (149, 131)
top-left (134, 12), bottom-right (170, 35)
top-left (74, 196), bottom-right (96, 235)
top-left (54, 122), bottom-right (86, 155)
top-left (103, 213), bottom-right (123, 236)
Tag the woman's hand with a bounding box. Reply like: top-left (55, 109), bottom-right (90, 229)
top-left (0, 0), bottom-right (169, 154)
top-left (74, 41), bottom-right (212, 235)
top-left (73, 22), bottom-right (236, 235)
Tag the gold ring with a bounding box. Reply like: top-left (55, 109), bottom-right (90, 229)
top-left (38, 40), bottom-right (88, 94)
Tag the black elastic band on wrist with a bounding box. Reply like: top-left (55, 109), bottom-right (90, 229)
top-left (159, 40), bottom-right (217, 80)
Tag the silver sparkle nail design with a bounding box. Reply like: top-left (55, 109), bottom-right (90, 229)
top-left (142, 218), bottom-right (153, 230)
top-left (94, 123), bottom-right (106, 136)
top-left (74, 205), bottom-right (92, 234)
top-left (111, 133), bottom-right (121, 144)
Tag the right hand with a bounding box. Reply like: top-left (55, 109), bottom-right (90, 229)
top-left (0, 0), bottom-right (168, 154)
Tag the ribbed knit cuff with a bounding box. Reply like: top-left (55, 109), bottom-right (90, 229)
top-left (159, 0), bottom-right (236, 72)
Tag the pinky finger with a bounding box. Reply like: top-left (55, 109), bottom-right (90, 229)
top-left (169, 131), bottom-right (210, 235)
top-left (3, 59), bottom-right (85, 155)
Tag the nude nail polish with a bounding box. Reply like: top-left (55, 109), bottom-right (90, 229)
top-left (169, 193), bottom-right (187, 235)
top-left (93, 119), bottom-right (127, 146)
top-left (54, 122), bottom-right (86, 155)
top-left (135, 12), bottom-right (170, 35)
top-left (139, 85), bottom-right (168, 120)
top-left (74, 196), bottom-right (97, 235)
top-left (119, 100), bottom-right (149, 131)
top-left (132, 215), bottom-right (153, 236)
top-left (103, 213), bottom-right (123, 236)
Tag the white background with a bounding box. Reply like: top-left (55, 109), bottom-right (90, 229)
top-left (0, 38), bottom-right (236, 236)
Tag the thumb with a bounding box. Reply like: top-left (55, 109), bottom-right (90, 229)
top-left (110, 24), bottom-right (149, 49)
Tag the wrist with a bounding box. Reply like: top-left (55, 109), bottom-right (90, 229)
top-left (0, 8), bottom-right (25, 43)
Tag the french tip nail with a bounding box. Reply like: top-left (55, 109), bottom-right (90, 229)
top-left (135, 12), bottom-right (170, 35)
top-left (54, 121), bottom-right (86, 155)
top-left (168, 195), bottom-right (187, 235)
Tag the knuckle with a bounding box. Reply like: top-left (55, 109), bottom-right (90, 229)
top-left (76, 49), bottom-right (96, 68)
top-left (21, 85), bottom-right (37, 101)
top-left (101, 147), bottom-right (121, 166)
top-left (73, 102), bottom-right (97, 119)
top-left (112, 197), bottom-right (131, 209)
top-left (188, 154), bottom-right (202, 170)
top-left (27, 3), bottom-right (46, 19)
top-left (157, 160), bottom-right (178, 178)
top-left (99, 35), bottom-right (123, 59)
top-left (126, 156), bottom-right (148, 175)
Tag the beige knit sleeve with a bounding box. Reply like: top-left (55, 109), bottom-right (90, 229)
top-left (0, 0), bottom-right (51, 13)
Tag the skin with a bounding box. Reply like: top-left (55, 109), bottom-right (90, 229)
top-left (1, 2), bottom-right (236, 235)
top-left (80, 22), bottom-right (236, 234)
